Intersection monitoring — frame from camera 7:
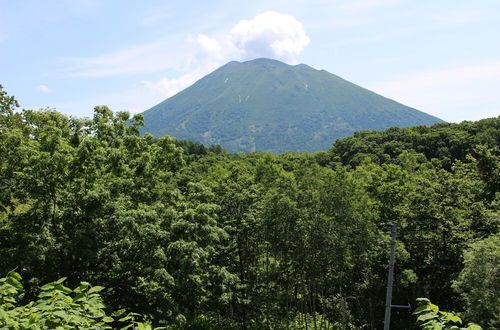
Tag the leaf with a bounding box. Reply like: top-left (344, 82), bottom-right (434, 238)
top-left (72, 293), bottom-right (85, 302)
top-left (53, 310), bottom-right (69, 319)
top-left (112, 308), bottom-right (126, 317)
top-left (88, 286), bottom-right (105, 294)
top-left (38, 291), bottom-right (54, 298)
top-left (3, 297), bottom-right (16, 304)
top-left (8, 271), bottom-right (22, 281)
top-left (102, 316), bottom-right (114, 323)
top-left (0, 308), bottom-right (7, 318)
top-left (6, 277), bottom-right (23, 289)
top-left (429, 303), bottom-right (439, 314)
top-left (421, 319), bottom-right (440, 328)
top-left (55, 284), bottom-right (72, 293)
top-left (40, 283), bottom-right (55, 291)
top-left (126, 312), bottom-right (141, 316)
top-left (417, 313), bottom-right (437, 322)
top-left (74, 283), bottom-right (89, 293)
top-left (118, 315), bottom-right (132, 322)
top-left (414, 305), bottom-right (431, 314)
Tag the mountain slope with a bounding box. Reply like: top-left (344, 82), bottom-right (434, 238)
top-left (142, 58), bottom-right (444, 153)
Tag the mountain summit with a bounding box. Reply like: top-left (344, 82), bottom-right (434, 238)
top-left (141, 58), bottom-right (443, 152)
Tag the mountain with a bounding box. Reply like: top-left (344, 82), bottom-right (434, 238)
top-left (141, 58), bottom-right (444, 153)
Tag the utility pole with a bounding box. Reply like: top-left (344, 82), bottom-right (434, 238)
top-left (383, 222), bottom-right (397, 330)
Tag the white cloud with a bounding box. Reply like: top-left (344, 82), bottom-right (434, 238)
top-left (230, 11), bottom-right (310, 64)
top-left (141, 11), bottom-right (311, 98)
top-left (62, 11), bottom-right (310, 109)
top-left (196, 34), bottom-right (222, 56)
top-left (37, 85), bottom-right (52, 93)
top-left (63, 40), bottom-right (189, 78)
top-left (63, 11), bottom-right (310, 80)
top-left (370, 61), bottom-right (500, 122)
top-left (141, 73), bottom-right (199, 99)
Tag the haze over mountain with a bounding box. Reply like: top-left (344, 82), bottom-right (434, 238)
top-left (141, 58), bottom-right (444, 153)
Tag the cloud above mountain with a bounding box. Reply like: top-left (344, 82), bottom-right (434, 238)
top-left (141, 11), bottom-right (310, 98)
top-left (194, 11), bottom-right (310, 65)
top-left (65, 11), bottom-right (309, 80)
top-left (60, 11), bottom-right (311, 108)
top-left (229, 11), bottom-right (310, 64)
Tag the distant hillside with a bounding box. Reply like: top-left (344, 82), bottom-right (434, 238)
top-left (141, 58), bottom-right (444, 153)
top-left (326, 116), bottom-right (500, 167)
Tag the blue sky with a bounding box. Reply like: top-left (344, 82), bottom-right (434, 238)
top-left (1, 0), bottom-right (499, 122)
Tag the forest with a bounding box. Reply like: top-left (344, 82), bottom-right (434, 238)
top-left (0, 85), bottom-right (498, 329)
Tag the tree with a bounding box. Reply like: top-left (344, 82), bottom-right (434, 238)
top-left (453, 233), bottom-right (500, 329)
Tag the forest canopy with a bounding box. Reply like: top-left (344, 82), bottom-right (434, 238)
top-left (0, 85), bottom-right (498, 329)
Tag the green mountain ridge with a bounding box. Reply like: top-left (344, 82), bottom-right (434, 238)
top-left (142, 58), bottom-right (444, 152)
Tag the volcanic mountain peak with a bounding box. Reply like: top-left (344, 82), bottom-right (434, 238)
top-left (141, 58), bottom-right (443, 153)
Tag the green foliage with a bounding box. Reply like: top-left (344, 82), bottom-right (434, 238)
top-left (288, 312), bottom-right (351, 329)
top-left (0, 271), bottom-right (158, 329)
top-left (141, 58), bottom-right (442, 153)
top-left (452, 233), bottom-right (500, 329)
top-left (173, 139), bottom-right (225, 157)
top-left (329, 117), bottom-right (500, 169)
top-left (414, 298), bottom-right (482, 330)
top-left (0, 85), bottom-right (19, 120)
top-left (0, 85), bottom-right (498, 328)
